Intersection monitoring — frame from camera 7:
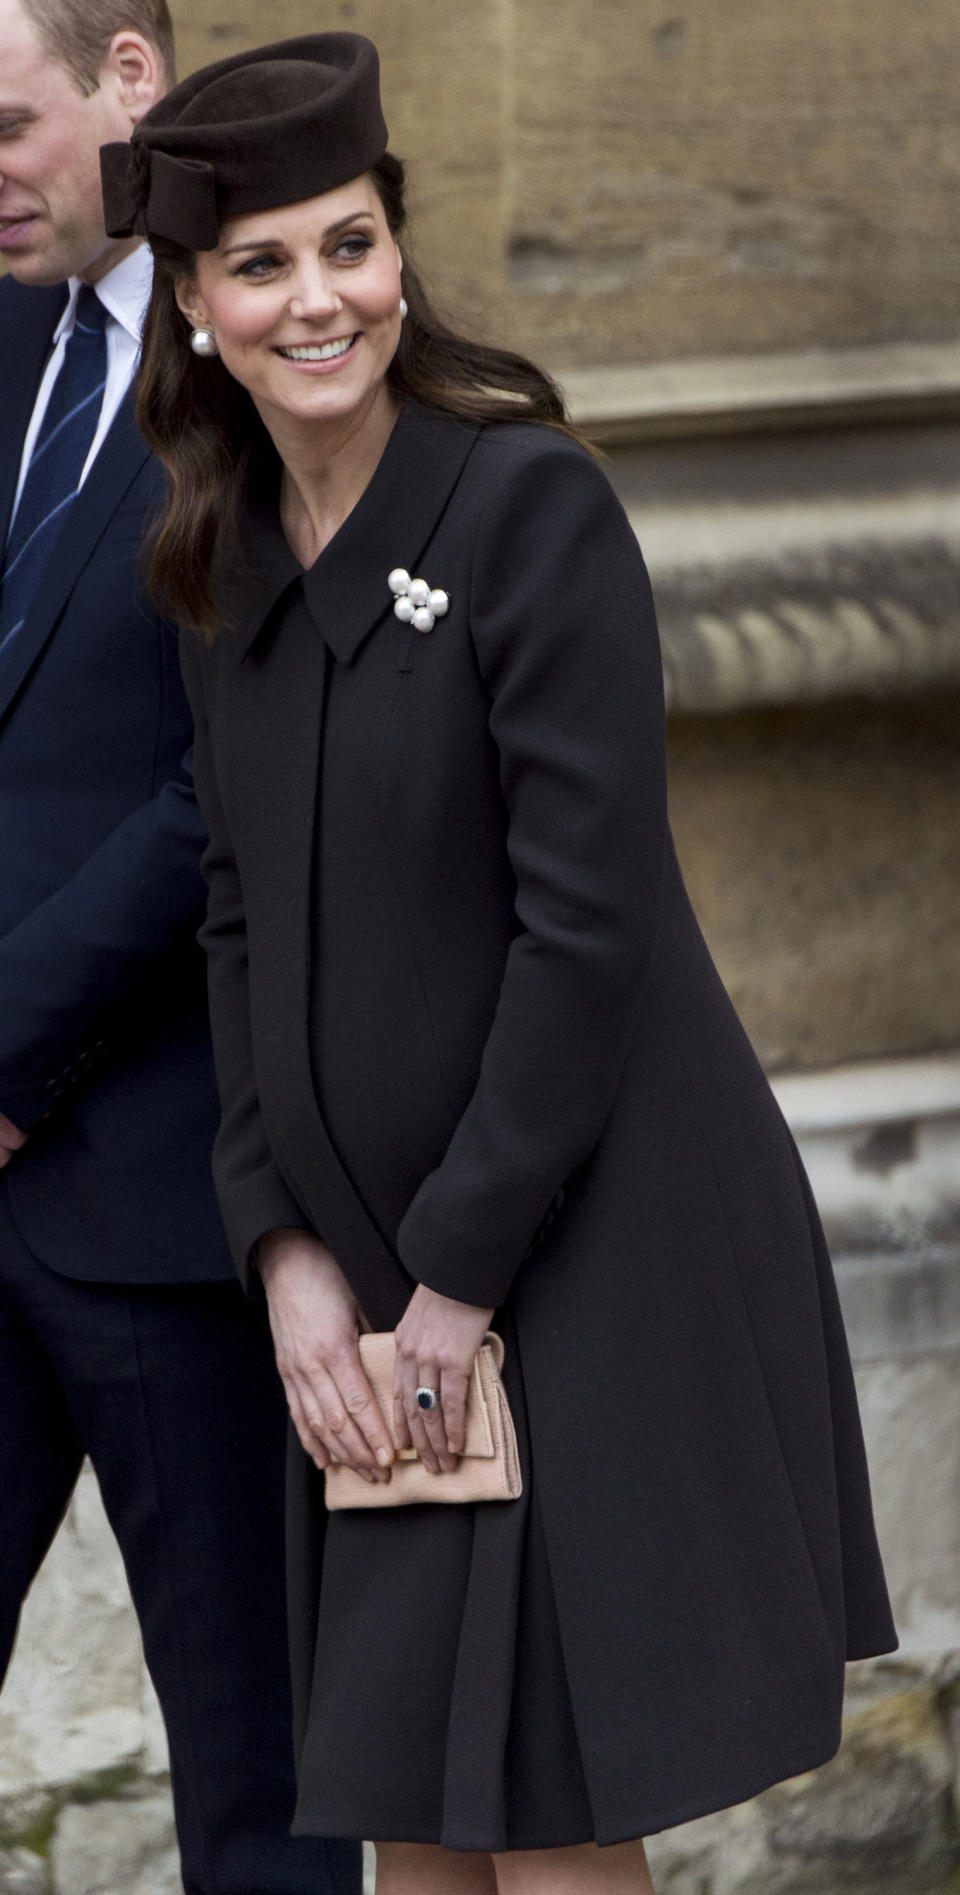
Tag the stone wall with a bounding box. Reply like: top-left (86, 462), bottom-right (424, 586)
top-left (667, 697), bottom-right (960, 1070)
top-left (169, 0), bottom-right (960, 368)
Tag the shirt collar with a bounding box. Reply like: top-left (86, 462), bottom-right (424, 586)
top-left (56, 242), bottom-right (155, 348)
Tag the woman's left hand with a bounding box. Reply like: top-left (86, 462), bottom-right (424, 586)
top-left (393, 1285), bottom-right (495, 1475)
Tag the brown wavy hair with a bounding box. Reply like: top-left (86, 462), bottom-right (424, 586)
top-left (137, 153), bottom-right (575, 638)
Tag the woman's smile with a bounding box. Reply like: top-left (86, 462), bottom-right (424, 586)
top-left (273, 333), bottom-right (360, 368)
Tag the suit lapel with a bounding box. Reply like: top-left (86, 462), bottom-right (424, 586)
top-left (0, 282), bottom-right (65, 551)
top-left (0, 391), bottom-right (151, 726)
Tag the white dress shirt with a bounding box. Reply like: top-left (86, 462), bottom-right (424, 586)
top-left (12, 242), bottom-right (155, 523)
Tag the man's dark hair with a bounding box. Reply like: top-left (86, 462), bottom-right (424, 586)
top-left (22, 0), bottom-right (175, 95)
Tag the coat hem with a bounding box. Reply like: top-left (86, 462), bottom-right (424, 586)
top-left (291, 1721), bottom-right (859, 1852)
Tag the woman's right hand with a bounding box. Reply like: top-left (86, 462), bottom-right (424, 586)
top-left (257, 1228), bottom-right (395, 1482)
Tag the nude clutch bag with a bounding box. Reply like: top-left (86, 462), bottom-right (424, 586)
top-left (324, 1330), bottom-right (522, 1510)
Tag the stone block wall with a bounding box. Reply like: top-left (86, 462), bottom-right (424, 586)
top-left (667, 696), bottom-right (960, 1071)
top-left (169, 0), bottom-right (960, 367)
top-left (507, 0), bottom-right (960, 363)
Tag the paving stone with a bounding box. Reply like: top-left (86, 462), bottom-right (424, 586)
top-left (761, 1688), bottom-right (955, 1880)
top-left (49, 1790), bottom-right (181, 1895)
top-left (0, 1470), bottom-right (148, 1797)
top-left (0, 1790), bottom-right (53, 1849)
top-left (645, 1807), bottom-right (730, 1892)
top-left (0, 1852), bottom-right (48, 1894)
top-left (647, 1680), bottom-right (960, 1895)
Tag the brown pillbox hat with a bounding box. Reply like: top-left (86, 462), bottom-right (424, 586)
top-left (100, 33), bottom-right (389, 252)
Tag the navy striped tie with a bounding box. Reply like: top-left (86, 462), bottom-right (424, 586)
top-left (0, 284), bottom-right (109, 680)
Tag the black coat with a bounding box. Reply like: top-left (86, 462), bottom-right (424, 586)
top-left (181, 401), bottom-right (895, 1845)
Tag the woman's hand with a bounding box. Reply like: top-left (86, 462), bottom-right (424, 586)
top-left (0, 1111), bottom-right (27, 1170)
top-left (258, 1228), bottom-right (395, 1482)
top-left (393, 1284), bottom-right (495, 1475)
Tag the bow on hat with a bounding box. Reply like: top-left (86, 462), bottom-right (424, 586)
top-left (100, 141), bottom-right (221, 251)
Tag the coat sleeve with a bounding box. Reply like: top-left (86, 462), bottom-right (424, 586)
top-left (0, 743), bottom-right (208, 1130)
top-left (396, 438), bottom-right (668, 1309)
top-left (180, 630), bottom-right (310, 1288)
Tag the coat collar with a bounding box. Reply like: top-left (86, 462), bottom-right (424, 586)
top-left (225, 400), bottom-right (482, 665)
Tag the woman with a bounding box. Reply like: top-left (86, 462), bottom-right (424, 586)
top-left (100, 34), bottom-right (896, 1895)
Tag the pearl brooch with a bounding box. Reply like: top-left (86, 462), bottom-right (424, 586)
top-left (388, 568), bottom-right (450, 634)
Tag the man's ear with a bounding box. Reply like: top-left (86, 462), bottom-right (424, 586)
top-left (103, 30), bottom-right (164, 126)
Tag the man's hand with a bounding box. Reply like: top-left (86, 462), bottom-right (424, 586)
top-left (0, 1112), bottom-right (27, 1170)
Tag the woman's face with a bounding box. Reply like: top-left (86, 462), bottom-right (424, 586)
top-left (176, 174), bottom-right (403, 437)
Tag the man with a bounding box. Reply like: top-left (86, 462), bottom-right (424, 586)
top-left (0, 4), bottom-right (360, 1890)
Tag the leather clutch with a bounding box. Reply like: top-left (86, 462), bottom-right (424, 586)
top-left (324, 1330), bottom-right (522, 1510)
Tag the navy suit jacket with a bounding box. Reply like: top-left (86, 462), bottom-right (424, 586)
top-left (0, 275), bottom-right (231, 1282)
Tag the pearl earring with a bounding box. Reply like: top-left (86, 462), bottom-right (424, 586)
top-left (190, 327), bottom-right (219, 357)
top-left (399, 297), bottom-right (409, 320)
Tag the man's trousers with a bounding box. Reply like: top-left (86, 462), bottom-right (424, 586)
top-left (0, 1184), bottom-right (360, 1895)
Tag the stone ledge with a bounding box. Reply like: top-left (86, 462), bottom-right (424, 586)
top-left (838, 1251), bottom-right (960, 1364)
top-left (561, 343), bottom-right (960, 445)
top-left (773, 1053), bottom-right (960, 1263)
top-left (581, 351), bottom-right (960, 712)
top-left (774, 1055), bottom-right (960, 1133)
top-left (652, 536), bottom-right (960, 713)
